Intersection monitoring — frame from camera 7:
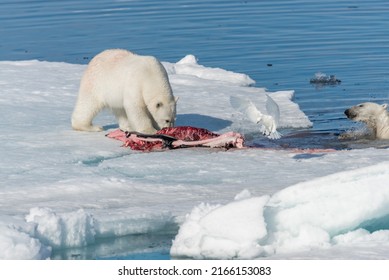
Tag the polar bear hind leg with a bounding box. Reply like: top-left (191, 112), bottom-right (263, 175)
top-left (71, 93), bottom-right (104, 132)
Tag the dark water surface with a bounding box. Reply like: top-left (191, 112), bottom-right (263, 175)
top-left (2, 0), bottom-right (389, 259)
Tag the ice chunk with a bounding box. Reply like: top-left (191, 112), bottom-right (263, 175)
top-left (172, 162), bottom-right (389, 259)
top-left (174, 54), bottom-right (255, 86)
top-left (26, 208), bottom-right (95, 249)
top-left (0, 225), bottom-right (51, 260)
top-left (310, 72), bottom-right (341, 85)
top-left (171, 196), bottom-right (269, 259)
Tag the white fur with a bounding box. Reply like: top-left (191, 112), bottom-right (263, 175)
top-left (344, 102), bottom-right (389, 139)
top-left (72, 49), bottom-right (176, 133)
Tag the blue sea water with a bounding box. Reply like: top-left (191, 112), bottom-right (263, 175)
top-left (2, 0), bottom-right (389, 133)
top-left (1, 0), bottom-right (389, 259)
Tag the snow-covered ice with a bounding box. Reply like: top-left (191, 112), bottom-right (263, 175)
top-left (171, 163), bottom-right (389, 259)
top-left (0, 55), bottom-right (389, 259)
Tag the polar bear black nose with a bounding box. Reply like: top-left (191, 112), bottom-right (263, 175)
top-left (344, 109), bottom-right (357, 119)
top-left (165, 119), bottom-right (173, 127)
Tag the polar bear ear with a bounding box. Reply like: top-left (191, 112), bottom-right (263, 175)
top-left (382, 103), bottom-right (388, 110)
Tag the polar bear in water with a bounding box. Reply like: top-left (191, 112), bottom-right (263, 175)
top-left (344, 102), bottom-right (389, 140)
top-left (72, 49), bottom-right (177, 133)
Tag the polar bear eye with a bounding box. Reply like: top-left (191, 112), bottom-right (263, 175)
top-left (358, 104), bottom-right (364, 108)
top-left (156, 102), bottom-right (163, 108)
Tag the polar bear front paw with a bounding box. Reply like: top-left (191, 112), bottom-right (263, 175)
top-left (89, 125), bottom-right (104, 132)
top-left (72, 124), bottom-right (103, 132)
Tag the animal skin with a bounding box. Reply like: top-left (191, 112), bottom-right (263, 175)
top-left (106, 126), bottom-right (245, 151)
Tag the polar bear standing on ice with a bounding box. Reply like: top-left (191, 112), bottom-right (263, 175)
top-left (344, 102), bottom-right (389, 139)
top-left (72, 49), bottom-right (177, 133)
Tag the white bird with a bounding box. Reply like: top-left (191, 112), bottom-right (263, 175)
top-left (230, 94), bottom-right (282, 139)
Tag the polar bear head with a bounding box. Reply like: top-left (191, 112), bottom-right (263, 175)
top-left (148, 98), bottom-right (177, 129)
top-left (344, 101), bottom-right (389, 137)
top-left (345, 102), bottom-right (388, 123)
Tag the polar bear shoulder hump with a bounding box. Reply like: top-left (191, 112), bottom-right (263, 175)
top-left (93, 49), bottom-right (158, 64)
